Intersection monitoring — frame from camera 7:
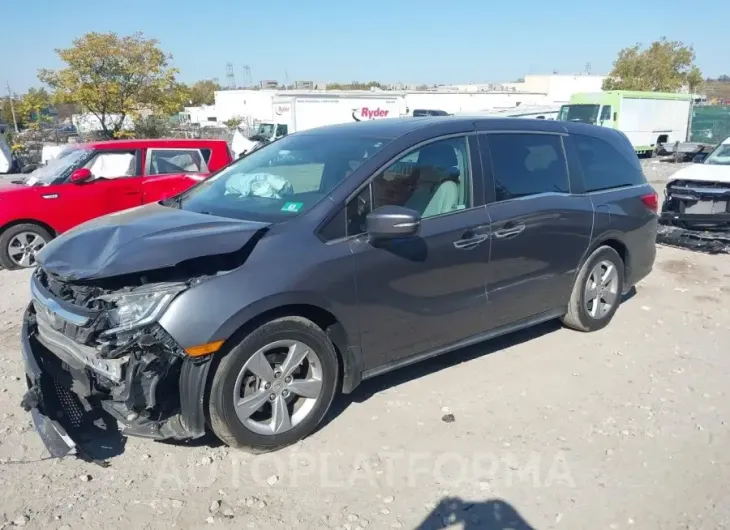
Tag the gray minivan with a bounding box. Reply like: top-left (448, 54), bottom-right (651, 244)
top-left (21, 117), bottom-right (658, 456)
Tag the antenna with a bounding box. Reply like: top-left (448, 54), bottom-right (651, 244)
top-left (284, 69), bottom-right (289, 87)
top-left (226, 63), bottom-right (236, 89)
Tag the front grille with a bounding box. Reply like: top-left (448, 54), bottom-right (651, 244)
top-left (52, 380), bottom-right (86, 429)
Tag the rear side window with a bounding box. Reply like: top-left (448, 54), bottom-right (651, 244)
top-left (573, 134), bottom-right (646, 192)
top-left (200, 148), bottom-right (212, 163)
top-left (147, 149), bottom-right (208, 175)
top-left (487, 133), bottom-right (569, 201)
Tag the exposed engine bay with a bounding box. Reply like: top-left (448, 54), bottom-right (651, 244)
top-left (21, 266), bottom-right (214, 461)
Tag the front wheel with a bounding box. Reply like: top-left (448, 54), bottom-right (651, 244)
top-left (0, 223), bottom-right (53, 270)
top-left (561, 246), bottom-right (625, 332)
top-left (208, 316), bottom-right (340, 452)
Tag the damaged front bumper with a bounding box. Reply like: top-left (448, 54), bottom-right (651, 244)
top-left (658, 179), bottom-right (730, 253)
top-left (661, 180), bottom-right (730, 229)
top-left (20, 302), bottom-right (213, 460)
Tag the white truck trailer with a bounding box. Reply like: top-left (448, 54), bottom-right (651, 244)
top-left (557, 91), bottom-right (693, 156)
top-left (250, 93), bottom-right (407, 143)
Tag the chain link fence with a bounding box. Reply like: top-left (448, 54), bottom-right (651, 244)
top-left (6, 120), bottom-right (252, 168)
top-left (690, 106), bottom-right (730, 144)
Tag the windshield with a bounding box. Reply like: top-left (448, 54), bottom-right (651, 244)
top-left (24, 148), bottom-right (90, 186)
top-left (253, 123), bottom-right (276, 138)
top-left (704, 142), bottom-right (730, 165)
top-left (558, 104), bottom-right (600, 124)
top-left (178, 133), bottom-right (391, 222)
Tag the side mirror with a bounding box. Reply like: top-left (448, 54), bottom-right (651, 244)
top-left (70, 168), bottom-right (93, 183)
top-left (366, 205), bottom-right (421, 241)
top-left (693, 153), bottom-right (708, 164)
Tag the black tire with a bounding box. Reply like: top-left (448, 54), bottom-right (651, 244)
top-left (0, 223), bottom-right (53, 270)
top-left (208, 316), bottom-right (340, 452)
top-left (561, 246), bottom-right (625, 332)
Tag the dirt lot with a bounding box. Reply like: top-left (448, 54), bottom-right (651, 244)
top-left (1, 160), bottom-right (729, 529)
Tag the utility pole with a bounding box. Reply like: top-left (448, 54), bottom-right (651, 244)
top-left (6, 82), bottom-right (19, 132)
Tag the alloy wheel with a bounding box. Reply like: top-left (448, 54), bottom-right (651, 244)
top-left (584, 259), bottom-right (619, 319)
top-left (7, 231), bottom-right (47, 268)
top-left (233, 339), bottom-right (324, 435)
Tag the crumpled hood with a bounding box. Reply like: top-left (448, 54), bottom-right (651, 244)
top-left (37, 203), bottom-right (269, 281)
top-left (668, 164), bottom-right (730, 184)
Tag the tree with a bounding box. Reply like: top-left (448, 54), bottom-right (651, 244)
top-left (223, 116), bottom-right (244, 128)
top-left (39, 32), bottom-right (187, 138)
top-left (133, 115), bottom-right (172, 138)
top-left (186, 79), bottom-right (220, 106)
top-left (326, 81), bottom-right (386, 90)
top-left (18, 88), bottom-right (52, 129)
top-left (603, 37), bottom-right (703, 92)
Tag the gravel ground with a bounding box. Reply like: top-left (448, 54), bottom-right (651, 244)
top-left (2, 160), bottom-right (730, 530)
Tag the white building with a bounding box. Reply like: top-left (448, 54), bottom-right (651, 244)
top-left (214, 89), bottom-right (279, 124)
top-left (179, 74), bottom-right (607, 128)
top-left (503, 74), bottom-right (607, 103)
top-left (404, 91), bottom-right (549, 114)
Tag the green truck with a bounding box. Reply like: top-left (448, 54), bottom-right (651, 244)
top-left (558, 91), bottom-right (693, 155)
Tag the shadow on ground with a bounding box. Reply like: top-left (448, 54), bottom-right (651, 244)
top-left (415, 497), bottom-right (535, 529)
top-left (324, 285), bottom-right (638, 430)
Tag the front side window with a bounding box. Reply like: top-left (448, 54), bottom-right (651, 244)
top-left (148, 149), bottom-right (207, 175)
top-left (487, 134), bottom-right (569, 201)
top-left (573, 134), bottom-right (646, 191)
top-left (276, 124), bottom-right (289, 137)
top-left (599, 105), bottom-right (612, 122)
top-left (23, 147), bottom-right (90, 186)
top-left (345, 137), bottom-right (471, 236)
top-left (85, 151), bottom-right (137, 180)
top-left (179, 133), bottom-right (391, 222)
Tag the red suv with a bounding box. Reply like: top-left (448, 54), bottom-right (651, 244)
top-left (0, 139), bottom-right (232, 269)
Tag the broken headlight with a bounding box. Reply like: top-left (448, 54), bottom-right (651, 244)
top-left (98, 283), bottom-right (187, 336)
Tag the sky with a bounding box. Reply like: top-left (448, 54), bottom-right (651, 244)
top-left (2, 0), bottom-right (727, 93)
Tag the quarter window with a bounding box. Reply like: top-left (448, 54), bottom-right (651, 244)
top-left (345, 137), bottom-right (471, 236)
top-left (147, 149), bottom-right (207, 175)
top-left (487, 133), bottom-right (569, 201)
top-left (573, 134), bottom-right (646, 192)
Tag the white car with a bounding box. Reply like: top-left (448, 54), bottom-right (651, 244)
top-left (661, 137), bottom-right (730, 229)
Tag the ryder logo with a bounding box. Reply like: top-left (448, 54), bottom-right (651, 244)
top-left (352, 107), bottom-right (390, 121)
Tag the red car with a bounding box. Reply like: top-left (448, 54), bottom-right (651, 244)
top-left (0, 138), bottom-right (232, 269)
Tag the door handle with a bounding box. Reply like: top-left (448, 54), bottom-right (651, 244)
top-left (453, 233), bottom-right (489, 249)
top-left (493, 224), bottom-right (526, 239)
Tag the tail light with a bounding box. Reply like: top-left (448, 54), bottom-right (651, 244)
top-left (640, 192), bottom-right (659, 213)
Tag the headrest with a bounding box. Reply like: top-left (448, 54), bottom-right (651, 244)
top-left (418, 143), bottom-right (458, 169)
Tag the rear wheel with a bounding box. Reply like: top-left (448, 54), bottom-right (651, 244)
top-left (208, 316), bottom-right (339, 452)
top-left (561, 246), bottom-right (625, 332)
top-left (0, 223), bottom-right (53, 270)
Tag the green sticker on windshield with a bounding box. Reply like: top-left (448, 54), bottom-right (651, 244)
top-left (281, 201), bottom-right (303, 213)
